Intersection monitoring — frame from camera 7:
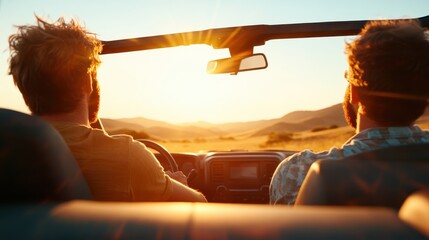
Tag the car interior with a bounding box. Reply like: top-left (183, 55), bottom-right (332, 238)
top-left (1, 15), bottom-right (429, 240)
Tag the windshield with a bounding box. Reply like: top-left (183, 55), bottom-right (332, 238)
top-left (1, 1), bottom-right (428, 152)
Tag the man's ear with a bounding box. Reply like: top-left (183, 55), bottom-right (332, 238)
top-left (349, 85), bottom-right (360, 104)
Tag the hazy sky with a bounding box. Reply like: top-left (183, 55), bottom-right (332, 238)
top-left (0, 0), bottom-right (428, 123)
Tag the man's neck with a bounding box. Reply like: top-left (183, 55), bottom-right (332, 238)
top-left (41, 112), bottom-right (90, 126)
top-left (40, 101), bottom-right (90, 127)
top-left (356, 113), bottom-right (379, 133)
top-left (356, 111), bottom-right (412, 133)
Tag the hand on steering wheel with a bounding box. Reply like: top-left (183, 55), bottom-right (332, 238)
top-left (165, 170), bottom-right (188, 186)
top-left (136, 139), bottom-right (179, 172)
top-left (137, 139), bottom-right (198, 185)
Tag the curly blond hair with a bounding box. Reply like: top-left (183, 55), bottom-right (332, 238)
top-left (345, 19), bottom-right (429, 125)
top-left (9, 16), bottom-right (103, 115)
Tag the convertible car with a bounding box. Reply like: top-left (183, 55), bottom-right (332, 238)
top-left (1, 15), bottom-right (429, 239)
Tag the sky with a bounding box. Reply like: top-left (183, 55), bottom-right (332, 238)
top-left (0, 0), bottom-right (428, 124)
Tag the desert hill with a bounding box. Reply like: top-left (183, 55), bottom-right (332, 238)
top-left (252, 117), bottom-right (339, 136)
top-left (119, 117), bottom-right (178, 129)
top-left (279, 103), bottom-right (346, 125)
top-left (102, 103), bottom-right (429, 140)
top-left (143, 125), bottom-right (226, 139)
top-left (192, 103), bottom-right (346, 134)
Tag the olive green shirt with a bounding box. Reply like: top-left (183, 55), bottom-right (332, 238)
top-left (50, 122), bottom-right (172, 201)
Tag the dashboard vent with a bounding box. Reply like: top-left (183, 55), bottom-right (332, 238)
top-left (211, 162), bottom-right (225, 184)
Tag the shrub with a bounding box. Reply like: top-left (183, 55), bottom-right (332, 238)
top-left (311, 127), bottom-right (328, 132)
top-left (265, 132), bottom-right (293, 145)
top-left (219, 136), bottom-right (236, 141)
top-left (311, 125), bottom-right (339, 132)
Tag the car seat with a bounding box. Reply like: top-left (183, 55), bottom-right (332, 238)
top-left (0, 109), bottom-right (92, 203)
top-left (295, 143), bottom-right (429, 210)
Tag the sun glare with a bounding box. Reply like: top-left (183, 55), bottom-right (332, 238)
top-left (98, 34), bottom-right (348, 124)
top-left (98, 44), bottom-right (238, 123)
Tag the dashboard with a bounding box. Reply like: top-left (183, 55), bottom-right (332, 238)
top-left (157, 150), bottom-right (296, 204)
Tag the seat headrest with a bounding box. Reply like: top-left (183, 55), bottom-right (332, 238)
top-left (296, 143), bottom-right (429, 209)
top-left (0, 109), bottom-right (92, 203)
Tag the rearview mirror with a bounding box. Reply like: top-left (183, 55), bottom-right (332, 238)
top-left (206, 53), bottom-right (268, 74)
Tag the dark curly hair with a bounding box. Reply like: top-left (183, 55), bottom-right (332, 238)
top-left (8, 16), bottom-right (102, 116)
top-left (345, 19), bottom-right (429, 125)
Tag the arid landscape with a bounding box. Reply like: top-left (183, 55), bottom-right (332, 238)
top-left (102, 103), bottom-right (429, 153)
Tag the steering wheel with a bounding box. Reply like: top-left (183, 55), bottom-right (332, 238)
top-left (136, 139), bottom-right (179, 172)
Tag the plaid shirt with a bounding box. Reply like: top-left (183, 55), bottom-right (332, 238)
top-left (269, 126), bottom-right (429, 205)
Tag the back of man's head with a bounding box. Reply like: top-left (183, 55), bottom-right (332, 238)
top-left (346, 19), bottom-right (429, 126)
top-left (8, 16), bottom-right (102, 116)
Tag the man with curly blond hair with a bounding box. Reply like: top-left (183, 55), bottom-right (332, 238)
top-left (9, 16), bottom-right (206, 202)
top-left (270, 19), bottom-right (429, 205)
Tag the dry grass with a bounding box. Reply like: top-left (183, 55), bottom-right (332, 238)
top-left (161, 135), bottom-right (268, 152)
top-left (161, 120), bottom-right (429, 153)
top-left (161, 126), bottom-right (355, 153)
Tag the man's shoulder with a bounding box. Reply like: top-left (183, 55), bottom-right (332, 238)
top-left (285, 147), bottom-right (342, 164)
top-left (51, 121), bottom-right (141, 148)
top-left (91, 130), bottom-right (147, 151)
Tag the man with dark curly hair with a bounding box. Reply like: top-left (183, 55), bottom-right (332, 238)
top-left (8, 16), bottom-right (207, 202)
top-left (270, 19), bottom-right (429, 205)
